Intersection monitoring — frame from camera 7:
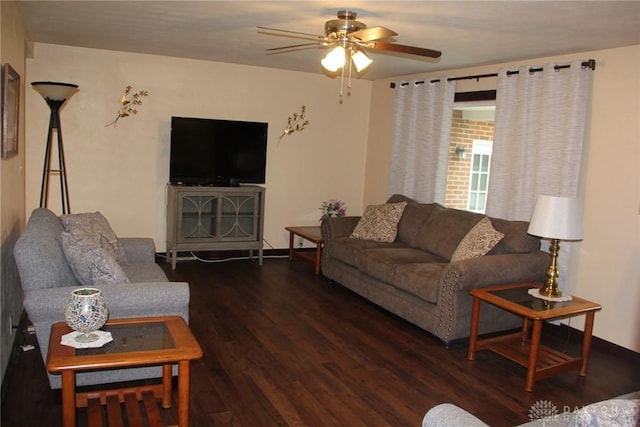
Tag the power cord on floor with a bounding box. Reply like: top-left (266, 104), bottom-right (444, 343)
top-left (189, 252), bottom-right (289, 263)
top-left (168, 237), bottom-right (290, 264)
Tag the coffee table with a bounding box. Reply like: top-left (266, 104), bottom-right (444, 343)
top-left (47, 316), bottom-right (202, 427)
top-left (285, 226), bottom-right (324, 275)
top-left (467, 282), bottom-right (601, 391)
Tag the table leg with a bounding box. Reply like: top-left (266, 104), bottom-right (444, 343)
top-left (526, 319), bottom-right (543, 391)
top-left (288, 231), bottom-right (294, 260)
top-left (580, 311), bottom-right (596, 376)
top-left (60, 371), bottom-right (76, 427)
top-left (177, 360), bottom-right (191, 427)
top-left (314, 243), bottom-right (322, 275)
top-left (468, 297), bottom-right (481, 360)
top-left (162, 364), bottom-right (172, 408)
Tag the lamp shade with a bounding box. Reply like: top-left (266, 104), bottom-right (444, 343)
top-left (321, 46), bottom-right (346, 72)
top-left (351, 49), bottom-right (372, 72)
top-left (31, 81), bottom-right (78, 102)
top-left (528, 195), bottom-right (583, 240)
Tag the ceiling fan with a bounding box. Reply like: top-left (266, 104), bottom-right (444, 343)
top-left (258, 10), bottom-right (442, 102)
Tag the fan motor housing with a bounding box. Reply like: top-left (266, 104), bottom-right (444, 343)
top-left (325, 10), bottom-right (366, 37)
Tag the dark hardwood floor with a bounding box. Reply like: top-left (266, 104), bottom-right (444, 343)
top-left (2, 256), bottom-right (638, 426)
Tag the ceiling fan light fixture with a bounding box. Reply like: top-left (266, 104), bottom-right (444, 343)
top-left (321, 45), bottom-right (346, 72)
top-left (351, 49), bottom-right (372, 73)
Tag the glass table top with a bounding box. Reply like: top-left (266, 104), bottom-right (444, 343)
top-left (489, 286), bottom-right (582, 312)
top-left (76, 322), bottom-right (175, 356)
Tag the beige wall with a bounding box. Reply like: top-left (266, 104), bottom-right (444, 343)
top-left (25, 44), bottom-right (371, 251)
top-left (0, 1), bottom-right (28, 381)
top-left (366, 45), bottom-right (640, 352)
top-left (23, 41), bottom-right (640, 351)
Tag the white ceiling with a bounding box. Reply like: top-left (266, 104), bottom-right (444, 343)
top-left (17, 1), bottom-right (640, 81)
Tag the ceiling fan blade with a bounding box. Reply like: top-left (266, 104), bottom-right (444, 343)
top-left (266, 42), bottom-right (321, 52)
top-left (369, 41), bottom-right (442, 58)
top-left (349, 26), bottom-right (397, 42)
top-left (266, 45), bottom-right (323, 55)
top-left (257, 26), bottom-right (325, 42)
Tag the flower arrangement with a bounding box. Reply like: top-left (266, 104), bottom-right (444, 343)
top-left (319, 199), bottom-right (346, 221)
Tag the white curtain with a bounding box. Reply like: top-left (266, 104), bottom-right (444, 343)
top-left (388, 78), bottom-right (456, 203)
top-left (486, 60), bottom-right (594, 220)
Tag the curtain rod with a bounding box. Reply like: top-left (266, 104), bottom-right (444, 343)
top-left (389, 59), bottom-right (596, 88)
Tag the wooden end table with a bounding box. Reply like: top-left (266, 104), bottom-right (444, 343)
top-left (285, 226), bottom-right (324, 275)
top-left (467, 282), bottom-right (601, 391)
top-left (47, 316), bottom-right (203, 427)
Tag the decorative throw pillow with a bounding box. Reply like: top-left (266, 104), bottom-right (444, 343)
top-left (61, 212), bottom-right (126, 262)
top-left (350, 202), bottom-right (407, 243)
top-left (450, 217), bottom-right (504, 262)
top-left (61, 231), bottom-right (130, 286)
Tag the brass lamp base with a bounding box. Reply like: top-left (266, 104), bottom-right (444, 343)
top-left (539, 238), bottom-right (562, 298)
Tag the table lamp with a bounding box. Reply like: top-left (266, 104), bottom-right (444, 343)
top-left (31, 81), bottom-right (78, 214)
top-left (527, 195), bottom-right (583, 298)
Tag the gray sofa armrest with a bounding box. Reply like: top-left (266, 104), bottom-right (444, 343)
top-left (422, 403), bottom-right (489, 427)
top-left (442, 251), bottom-right (549, 293)
top-left (119, 237), bottom-right (156, 264)
top-left (321, 216), bottom-right (361, 241)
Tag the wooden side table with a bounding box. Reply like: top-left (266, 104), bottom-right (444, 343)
top-left (285, 226), bottom-right (324, 275)
top-left (47, 316), bottom-right (203, 427)
top-left (467, 282), bottom-right (601, 391)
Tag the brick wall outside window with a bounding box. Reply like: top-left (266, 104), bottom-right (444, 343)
top-left (445, 110), bottom-right (495, 210)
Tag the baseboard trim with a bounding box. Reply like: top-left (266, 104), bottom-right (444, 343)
top-left (155, 248), bottom-right (291, 261)
top-left (543, 322), bottom-right (640, 363)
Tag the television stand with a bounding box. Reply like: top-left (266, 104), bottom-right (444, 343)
top-left (166, 184), bottom-right (265, 269)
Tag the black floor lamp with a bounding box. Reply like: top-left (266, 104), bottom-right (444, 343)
top-left (31, 81), bottom-right (78, 214)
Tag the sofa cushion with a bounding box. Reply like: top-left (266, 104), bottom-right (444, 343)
top-left (61, 212), bottom-right (127, 262)
top-left (61, 232), bottom-right (130, 286)
top-left (360, 247), bottom-right (443, 284)
top-left (489, 217), bottom-right (541, 254)
top-left (451, 217), bottom-right (504, 262)
top-left (416, 205), bottom-right (484, 260)
top-left (397, 203), bottom-right (437, 248)
top-left (14, 208), bottom-right (80, 291)
top-left (329, 237), bottom-right (404, 269)
top-left (393, 262), bottom-right (448, 303)
top-left (121, 262), bottom-right (168, 282)
top-left (350, 202), bottom-right (407, 243)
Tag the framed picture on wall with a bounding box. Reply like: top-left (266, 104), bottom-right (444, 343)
top-left (2, 63), bottom-right (20, 159)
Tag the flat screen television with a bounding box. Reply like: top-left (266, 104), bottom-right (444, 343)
top-left (169, 116), bottom-right (268, 186)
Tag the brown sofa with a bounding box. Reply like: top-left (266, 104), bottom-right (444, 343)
top-left (321, 194), bottom-right (549, 344)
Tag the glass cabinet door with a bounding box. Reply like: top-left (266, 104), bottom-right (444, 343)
top-left (220, 195), bottom-right (257, 240)
top-left (178, 194), bottom-right (218, 242)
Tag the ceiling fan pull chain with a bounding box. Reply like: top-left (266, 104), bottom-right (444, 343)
top-left (347, 54), bottom-right (353, 98)
top-left (339, 59), bottom-right (345, 104)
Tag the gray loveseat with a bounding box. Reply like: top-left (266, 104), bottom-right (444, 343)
top-left (14, 208), bottom-right (190, 389)
top-left (321, 194), bottom-right (549, 344)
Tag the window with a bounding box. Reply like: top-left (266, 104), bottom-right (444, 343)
top-left (467, 140), bottom-right (493, 213)
top-left (445, 91), bottom-right (496, 212)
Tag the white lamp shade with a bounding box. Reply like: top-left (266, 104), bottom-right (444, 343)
top-left (528, 195), bottom-right (584, 240)
top-left (351, 50), bottom-right (372, 72)
top-left (321, 46), bottom-right (346, 72)
top-left (32, 81), bottom-right (78, 101)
